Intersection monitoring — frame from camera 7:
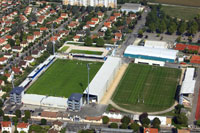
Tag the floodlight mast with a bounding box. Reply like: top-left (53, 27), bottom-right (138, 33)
top-left (87, 64), bottom-right (90, 104)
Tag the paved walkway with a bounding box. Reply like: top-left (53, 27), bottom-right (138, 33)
top-left (100, 64), bottom-right (128, 104)
top-left (109, 100), bottom-right (178, 115)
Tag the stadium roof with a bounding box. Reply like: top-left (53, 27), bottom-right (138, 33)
top-left (83, 57), bottom-right (121, 102)
top-left (144, 40), bottom-right (168, 49)
top-left (68, 93), bottom-right (83, 101)
top-left (180, 68), bottom-right (196, 94)
top-left (180, 80), bottom-right (196, 94)
top-left (124, 45), bottom-right (178, 60)
top-left (10, 87), bottom-right (24, 95)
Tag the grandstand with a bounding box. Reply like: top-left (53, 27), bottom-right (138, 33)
top-left (179, 68), bottom-right (196, 107)
top-left (83, 56), bottom-right (121, 103)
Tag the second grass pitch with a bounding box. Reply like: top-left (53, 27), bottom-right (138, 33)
top-left (26, 59), bottom-right (103, 98)
top-left (112, 64), bottom-right (181, 112)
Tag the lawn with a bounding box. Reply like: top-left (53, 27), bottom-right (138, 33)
top-left (27, 59), bottom-right (103, 98)
top-left (70, 49), bottom-right (103, 55)
top-left (112, 64), bottom-right (181, 112)
top-left (162, 6), bottom-right (200, 20)
top-left (149, 0), bottom-right (200, 7)
top-left (59, 46), bottom-right (69, 52)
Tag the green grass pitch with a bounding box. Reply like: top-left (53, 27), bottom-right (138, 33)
top-left (112, 64), bottom-right (181, 112)
top-left (26, 59), bottom-right (103, 98)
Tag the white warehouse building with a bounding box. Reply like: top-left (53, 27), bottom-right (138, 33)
top-left (124, 45), bottom-right (178, 66)
top-left (83, 56), bottom-right (121, 103)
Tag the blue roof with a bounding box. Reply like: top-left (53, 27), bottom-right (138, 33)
top-left (68, 93), bottom-right (83, 101)
top-left (10, 87), bottom-right (24, 95)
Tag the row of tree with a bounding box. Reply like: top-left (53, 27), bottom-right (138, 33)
top-left (146, 5), bottom-right (200, 35)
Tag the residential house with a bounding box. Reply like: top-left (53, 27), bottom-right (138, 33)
top-left (61, 13), bottom-right (68, 18)
top-left (98, 31), bottom-right (105, 38)
top-left (30, 21), bottom-right (37, 27)
top-left (108, 16), bottom-right (116, 22)
top-left (2, 44), bottom-right (11, 51)
top-left (20, 41), bottom-right (28, 48)
top-left (27, 35), bottom-right (35, 43)
top-left (12, 46), bottom-right (23, 53)
top-left (24, 56), bottom-right (35, 64)
top-left (19, 61), bottom-right (28, 69)
top-left (130, 14), bottom-right (137, 19)
top-left (4, 53), bottom-right (13, 59)
top-left (40, 27), bottom-right (48, 32)
top-left (73, 36), bottom-right (80, 42)
top-left (97, 12), bottom-right (104, 20)
top-left (4, 73), bottom-right (12, 83)
top-left (144, 128), bottom-right (159, 133)
top-left (1, 121), bottom-right (12, 133)
top-left (115, 33), bottom-right (122, 40)
top-left (68, 23), bottom-right (77, 30)
top-left (0, 57), bottom-right (7, 65)
top-left (32, 50), bottom-right (41, 58)
top-left (0, 38), bottom-right (7, 46)
top-left (12, 67), bottom-right (22, 75)
top-left (83, 25), bottom-right (90, 30)
top-left (76, 31), bottom-right (86, 37)
top-left (34, 31), bottom-right (41, 39)
top-left (87, 21), bottom-right (96, 28)
top-left (114, 13), bottom-right (121, 18)
top-left (17, 122), bottom-right (30, 133)
top-left (104, 22), bottom-right (111, 28)
top-left (0, 80), bottom-right (5, 86)
top-left (91, 18), bottom-right (99, 24)
top-left (38, 46), bottom-right (46, 53)
top-left (52, 120), bottom-right (64, 131)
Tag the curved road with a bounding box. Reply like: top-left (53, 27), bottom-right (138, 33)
top-left (109, 100), bottom-right (178, 115)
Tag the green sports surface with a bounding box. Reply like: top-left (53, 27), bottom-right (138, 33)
top-left (27, 59), bottom-right (103, 98)
top-left (112, 64), bottom-right (181, 112)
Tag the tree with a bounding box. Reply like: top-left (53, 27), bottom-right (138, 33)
top-left (175, 104), bottom-right (184, 114)
top-left (15, 109), bottom-right (21, 118)
top-left (96, 38), bottom-right (105, 47)
top-left (174, 113), bottom-right (188, 126)
top-left (0, 99), bottom-right (3, 108)
top-left (152, 117), bottom-right (161, 129)
top-left (109, 123), bottom-right (118, 128)
top-left (102, 116), bottom-right (109, 124)
top-left (139, 112), bottom-right (148, 123)
top-left (178, 21), bottom-right (187, 35)
top-left (129, 122), bottom-right (140, 132)
top-left (141, 117), bottom-right (151, 127)
top-left (84, 37), bottom-right (93, 46)
top-left (22, 117), bottom-right (28, 123)
top-left (105, 29), bottom-right (111, 40)
top-left (3, 116), bottom-right (10, 121)
top-left (41, 118), bottom-right (47, 125)
top-left (0, 109), bottom-right (4, 117)
top-left (167, 22), bottom-right (177, 35)
top-left (158, 20), bottom-right (167, 33)
top-left (196, 120), bottom-right (200, 126)
top-left (121, 116), bottom-right (131, 124)
top-left (188, 20), bottom-right (198, 35)
top-left (24, 110), bottom-right (31, 119)
top-left (138, 29), bottom-right (144, 38)
top-left (12, 117), bottom-right (18, 125)
top-left (120, 123), bottom-right (128, 129)
top-left (8, 39), bottom-right (15, 46)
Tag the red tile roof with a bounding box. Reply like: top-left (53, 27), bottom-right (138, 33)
top-left (0, 57), bottom-right (7, 62)
top-left (190, 55), bottom-right (200, 64)
top-left (1, 121), bottom-right (12, 127)
top-left (144, 128), bottom-right (159, 133)
top-left (17, 122), bottom-right (29, 128)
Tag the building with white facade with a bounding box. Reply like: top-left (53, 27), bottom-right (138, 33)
top-left (121, 3), bottom-right (144, 13)
top-left (63, 0), bottom-right (117, 8)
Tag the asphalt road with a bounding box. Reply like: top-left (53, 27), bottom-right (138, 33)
top-left (115, 9), bottom-right (150, 56)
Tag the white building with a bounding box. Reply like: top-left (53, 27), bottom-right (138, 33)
top-left (22, 94), bottom-right (68, 109)
top-left (17, 123), bottom-right (30, 133)
top-left (83, 56), bottom-right (121, 103)
top-left (63, 0), bottom-right (117, 8)
top-left (121, 3), bottom-right (144, 13)
top-left (1, 121), bottom-right (12, 133)
top-left (179, 68), bottom-right (196, 106)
